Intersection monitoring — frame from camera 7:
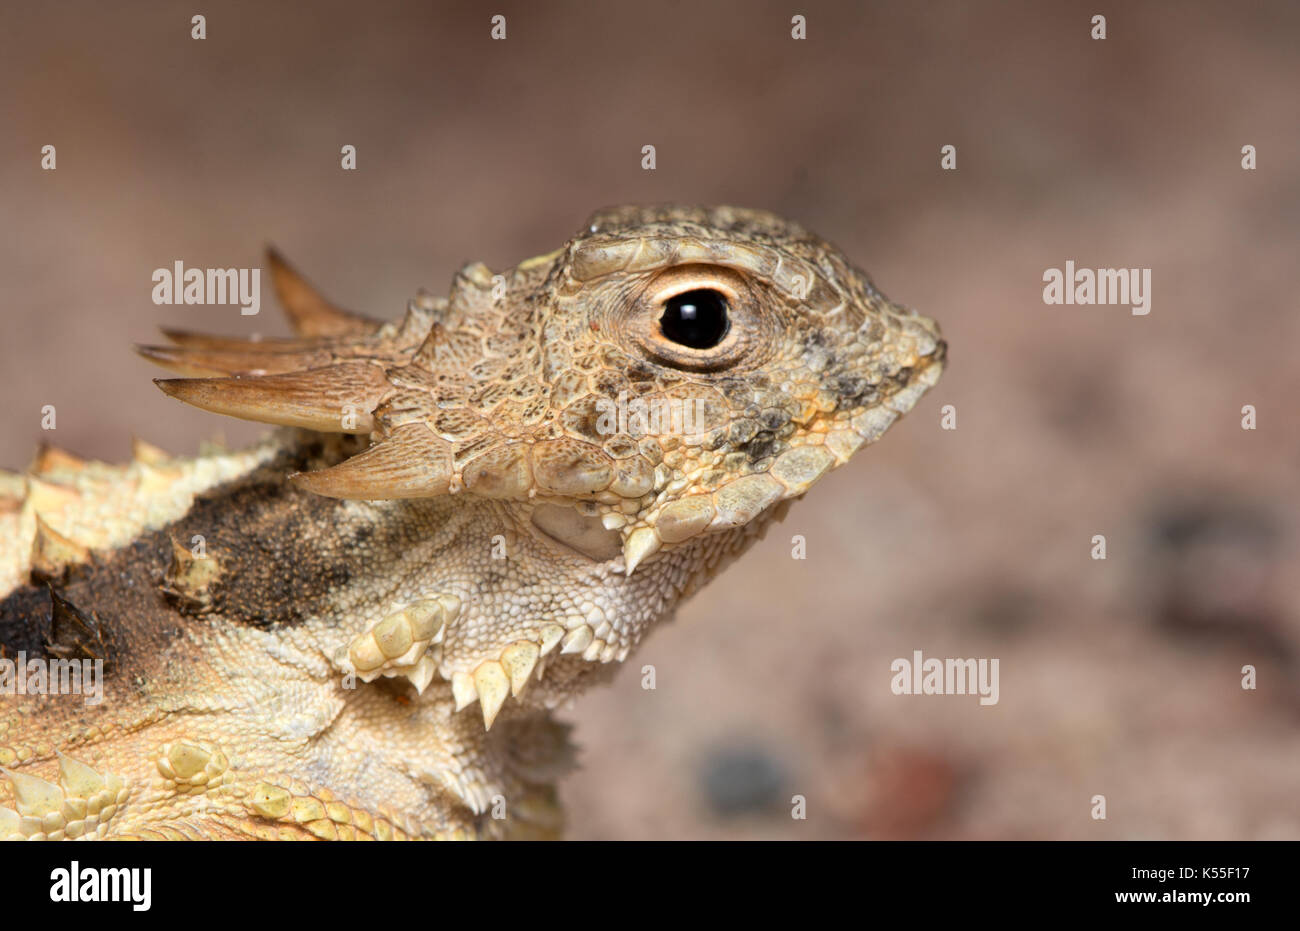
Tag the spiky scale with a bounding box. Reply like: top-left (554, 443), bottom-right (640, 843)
top-left (57, 753), bottom-right (106, 798)
top-left (130, 436), bottom-right (172, 465)
top-left (44, 584), bottom-right (108, 663)
top-left (30, 444), bottom-right (86, 475)
top-left (2, 769), bottom-right (63, 818)
top-left (473, 661), bottom-right (510, 729)
top-left (30, 514), bottom-right (90, 580)
top-left (500, 641), bottom-right (540, 697)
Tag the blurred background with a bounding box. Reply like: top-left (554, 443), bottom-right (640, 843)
top-left (1, 0), bottom-right (1297, 838)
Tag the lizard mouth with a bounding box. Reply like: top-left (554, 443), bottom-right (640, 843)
top-left (885, 350), bottom-right (946, 419)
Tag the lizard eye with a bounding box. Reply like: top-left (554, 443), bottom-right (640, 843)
top-left (659, 290), bottom-right (730, 349)
top-left (631, 265), bottom-right (756, 372)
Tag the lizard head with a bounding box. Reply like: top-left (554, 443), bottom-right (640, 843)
top-left (143, 205), bottom-right (943, 711)
top-left (520, 204), bottom-right (947, 572)
top-left (144, 205), bottom-right (944, 575)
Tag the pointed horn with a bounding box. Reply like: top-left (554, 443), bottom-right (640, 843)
top-left (159, 327), bottom-right (316, 352)
top-left (136, 342), bottom-right (332, 377)
top-left (411, 321), bottom-right (449, 370)
top-left (153, 362), bottom-right (390, 434)
top-left (0, 471), bottom-right (24, 514)
top-left (30, 443), bottom-right (86, 475)
top-left (130, 436), bottom-right (172, 465)
top-left (24, 475), bottom-right (81, 513)
top-left (290, 423), bottom-right (452, 499)
top-left (31, 514), bottom-right (91, 579)
top-left (267, 247), bottom-right (381, 339)
top-left (45, 583), bottom-right (108, 662)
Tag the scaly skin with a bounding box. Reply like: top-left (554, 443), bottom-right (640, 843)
top-left (0, 205), bottom-right (944, 840)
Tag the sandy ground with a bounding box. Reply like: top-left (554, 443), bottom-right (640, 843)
top-left (1, 0), bottom-right (1297, 838)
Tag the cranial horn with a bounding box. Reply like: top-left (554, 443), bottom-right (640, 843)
top-left (136, 341), bottom-right (334, 378)
top-left (267, 247), bottom-right (382, 339)
top-left (153, 362), bottom-right (391, 434)
top-left (158, 328), bottom-right (316, 352)
top-left (289, 422), bottom-right (452, 499)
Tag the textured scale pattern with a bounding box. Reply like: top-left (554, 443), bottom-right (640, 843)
top-left (0, 206), bottom-right (944, 839)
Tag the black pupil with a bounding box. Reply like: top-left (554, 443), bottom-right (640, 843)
top-left (660, 290), bottom-right (729, 349)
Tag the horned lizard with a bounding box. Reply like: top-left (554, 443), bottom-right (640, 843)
top-left (0, 205), bottom-right (944, 840)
